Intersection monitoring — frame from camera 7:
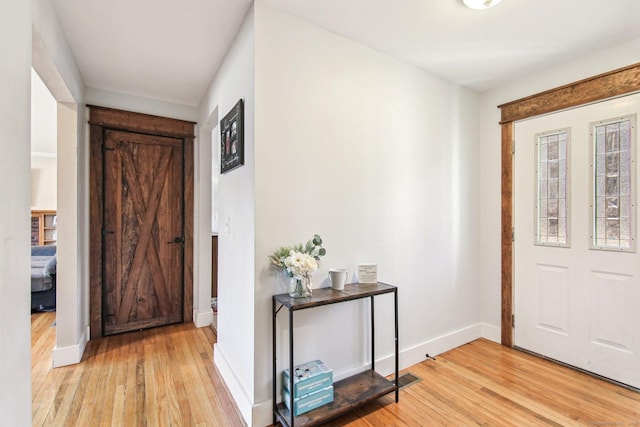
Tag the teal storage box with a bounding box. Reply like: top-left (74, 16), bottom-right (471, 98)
top-left (282, 360), bottom-right (333, 397)
top-left (282, 385), bottom-right (334, 416)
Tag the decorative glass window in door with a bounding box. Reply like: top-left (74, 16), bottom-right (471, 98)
top-left (591, 115), bottom-right (636, 251)
top-left (535, 129), bottom-right (570, 246)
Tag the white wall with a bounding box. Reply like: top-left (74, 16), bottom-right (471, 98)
top-left (31, 155), bottom-right (57, 209)
top-left (0, 1), bottom-right (32, 424)
top-left (478, 38), bottom-right (640, 334)
top-left (31, 66), bottom-right (58, 220)
top-left (31, 68), bottom-right (57, 154)
top-left (30, 68), bottom-right (58, 210)
top-left (54, 102), bottom-right (85, 365)
top-left (199, 5), bottom-right (256, 424)
top-left (252, 3), bottom-right (481, 425)
top-left (85, 87), bottom-right (198, 122)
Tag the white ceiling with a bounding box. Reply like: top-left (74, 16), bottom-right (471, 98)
top-left (51, 0), bottom-right (254, 106)
top-left (51, 0), bottom-right (640, 107)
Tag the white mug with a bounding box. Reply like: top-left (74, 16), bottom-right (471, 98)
top-left (329, 268), bottom-right (348, 290)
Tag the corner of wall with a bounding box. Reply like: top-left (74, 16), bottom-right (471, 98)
top-left (213, 343), bottom-right (252, 426)
top-left (481, 322), bottom-right (501, 343)
top-left (194, 308), bottom-right (214, 328)
top-left (52, 326), bottom-right (88, 368)
top-left (252, 400), bottom-right (273, 427)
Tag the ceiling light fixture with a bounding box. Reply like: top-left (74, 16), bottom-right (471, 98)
top-left (463, 0), bottom-right (502, 10)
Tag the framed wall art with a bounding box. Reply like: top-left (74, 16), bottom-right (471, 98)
top-left (220, 99), bottom-right (244, 173)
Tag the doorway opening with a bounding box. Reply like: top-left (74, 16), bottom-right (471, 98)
top-left (498, 62), bottom-right (640, 389)
top-left (30, 68), bottom-right (58, 310)
top-left (32, 28), bottom-right (86, 370)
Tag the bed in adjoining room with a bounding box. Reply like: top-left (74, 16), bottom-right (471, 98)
top-left (31, 245), bottom-right (56, 311)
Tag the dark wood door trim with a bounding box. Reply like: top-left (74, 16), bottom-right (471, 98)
top-left (88, 105), bottom-right (195, 138)
top-left (89, 106), bottom-right (195, 339)
top-left (497, 62), bottom-right (640, 347)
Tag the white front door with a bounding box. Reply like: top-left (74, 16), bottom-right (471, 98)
top-left (514, 93), bottom-right (640, 389)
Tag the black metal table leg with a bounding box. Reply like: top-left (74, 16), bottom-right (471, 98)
top-left (394, 289), bottom-right (399, 402)
top-left (370, 295), bottom-right (375, 371)
top-left (272, 298), bottom-right (277, 426)
top-left (289, 308), bottom-right (295, 427)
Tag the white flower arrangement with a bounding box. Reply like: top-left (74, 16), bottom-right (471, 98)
top-left (284, 252), bottom-right (318, 279)
top-left (269, 235), bottom-right (326, 279)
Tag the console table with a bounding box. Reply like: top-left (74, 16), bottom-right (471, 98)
top-left (272, 282), bottom-right (399, 427)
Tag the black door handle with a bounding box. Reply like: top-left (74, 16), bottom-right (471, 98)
top-left (167, 236), bottom-right (185, 244)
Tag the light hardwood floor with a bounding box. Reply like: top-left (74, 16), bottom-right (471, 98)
top-left (324, 340), bottom-right (640, 427)
top-left (32, 312), bottom-right (640, 426)
top-left (31, 312), bottom-right (244, 426)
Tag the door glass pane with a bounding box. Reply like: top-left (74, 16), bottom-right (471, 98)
top-left (591, 116), bottom-right (636, 251)
top-left (536, 129), bottom-right (570, 246)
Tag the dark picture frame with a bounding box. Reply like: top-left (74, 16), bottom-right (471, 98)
top-left (220, 99), bottom-right (244, 173)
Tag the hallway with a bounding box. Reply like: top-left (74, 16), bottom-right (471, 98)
top-left (31, 312), bottom-right (244, 426)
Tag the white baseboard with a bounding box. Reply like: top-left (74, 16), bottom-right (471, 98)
top-left (213, 343), bottom-right (252, 426)
top-left (251, 400), bottom-right (273, 427)
top-left (52, 327), bottom-right (88, 368)
top-left (252, 323), bottom-right (487, 427)
top-left (373, 323), bottom-right (484, 377)
top-left (194, 307), bottom-right (214, 328)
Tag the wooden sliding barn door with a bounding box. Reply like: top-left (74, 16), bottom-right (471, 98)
top-left (90, 106), bottom-right (194, 339)
top-left (103, 130), bottom-right (184, 335)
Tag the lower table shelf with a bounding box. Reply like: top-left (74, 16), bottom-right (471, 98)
top-left (274, 370), bottom-right (397, 427)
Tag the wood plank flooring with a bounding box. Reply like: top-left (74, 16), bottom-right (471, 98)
top-left (31, 312), bottom-right (244, 426)
top-left (32, 313), bottom-right (640, 426)
top-left (322, 339), bottom-right (640, 426)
